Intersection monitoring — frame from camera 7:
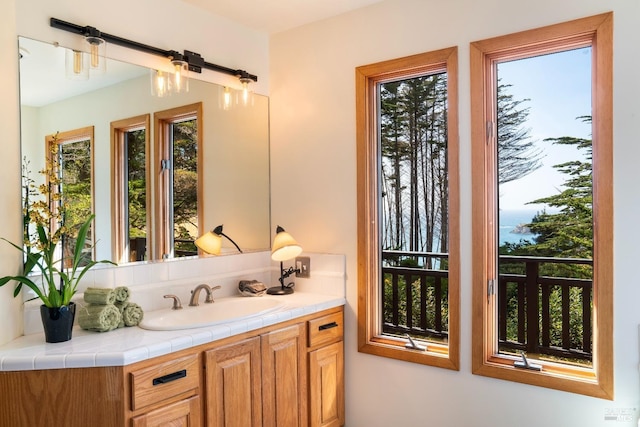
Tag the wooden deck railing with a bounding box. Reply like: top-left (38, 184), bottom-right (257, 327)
top-left (381, 251), bottom-right (450, 341)
top-left (382, 251), bottom-right (593, 361)
top-left (498, 255), bottom-right (593, 361)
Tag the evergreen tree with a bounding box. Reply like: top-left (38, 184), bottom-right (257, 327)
top-left (497, 82), bottom-right (542, 184)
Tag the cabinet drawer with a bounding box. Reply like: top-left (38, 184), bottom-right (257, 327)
top-left (308, 311), bottom-right (343, 348)
top-left (130, 353), bottom-right (200, 411)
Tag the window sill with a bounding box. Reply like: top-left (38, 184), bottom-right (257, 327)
top-left (359, 336), bottom-right (458, 370)
top-left (473, 354), bottom-right (611, 400)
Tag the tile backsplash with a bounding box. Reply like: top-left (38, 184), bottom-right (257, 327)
top-left (22, 251), bottom-right (345, 335)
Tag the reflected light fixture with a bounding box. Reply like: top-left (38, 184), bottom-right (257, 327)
top-left (221, 86), bottom-right (233, 110)
top-left (267, 226), bottom-right (303, 295)
top-left (150, 69), bottom-right (171, 97)
top-left (65, 49), bottom-right (89, 80)
top-left (195, 225), bottom-right (243, 255)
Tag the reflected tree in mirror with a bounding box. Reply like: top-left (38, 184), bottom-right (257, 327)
top-left (172, 118), bottom-right (199, 257)
top-left (126, 128), bottom-right (147, 261)
top-left (46, 127), bottom-right (94, 265)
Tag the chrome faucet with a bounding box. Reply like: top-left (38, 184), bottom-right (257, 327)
top-left (189, 284), bottom-right (221, 306)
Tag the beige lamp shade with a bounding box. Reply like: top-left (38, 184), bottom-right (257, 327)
top-left (195, 231), bottom-right (222, 255)
top-left (271, 226), bottom-right (303, 261)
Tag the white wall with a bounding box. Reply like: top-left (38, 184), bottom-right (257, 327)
top-left (270, 0), bottom-right (640, 426)
top-left (0, 0), bottom-right (24, 345)
top-left (0, 0), bottom-right (270, 343)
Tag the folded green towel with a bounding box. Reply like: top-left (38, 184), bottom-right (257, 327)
top-left (115, 302), bottom-right (126, 328)
top-left (116, 301), bottom-right (144, 327)
top-left (83, 287), bottom-right (116, 305)
top-left (78, 304), bottom-right (121, 332)
top-left (114, 286), bottom-right (130, 303)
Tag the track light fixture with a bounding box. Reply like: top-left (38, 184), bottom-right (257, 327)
top-left (50, 17), bottom-right (258, 88)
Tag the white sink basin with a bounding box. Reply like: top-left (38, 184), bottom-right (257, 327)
top-left (139, 297), bottom-right (285, 331)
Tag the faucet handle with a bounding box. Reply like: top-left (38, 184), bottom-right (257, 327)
top-left (164, 294), bottom-right (183, 310)
top-left (207, 285), bottom-right (222, 303)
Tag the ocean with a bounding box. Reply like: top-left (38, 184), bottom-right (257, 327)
top-left (499, 209), bottom-right (539, 245)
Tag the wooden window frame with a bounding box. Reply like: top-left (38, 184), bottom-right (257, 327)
top-left (110, 114), bottom-right (151, 264)
top-left (153, 103), bottom-right (203, 260)
top-left (470, 13), bottom-right (613, 399)
top-left (46, 126), bottom-right (96, 257)
top-left (356, 47), bottom-right (460, 370)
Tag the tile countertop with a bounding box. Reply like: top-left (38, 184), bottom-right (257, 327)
top-left (0, 292), bottom-right (345, 372)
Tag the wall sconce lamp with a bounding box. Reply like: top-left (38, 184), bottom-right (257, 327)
top-left (268, 226), bottom-right (303, 295)
top-left (50, 17), bottom-right (258, 92)
top-left (195, 225), bottom-right (243, 256)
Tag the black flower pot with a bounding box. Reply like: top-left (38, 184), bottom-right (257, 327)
top-left (40, 302), bottom-right (76, 343)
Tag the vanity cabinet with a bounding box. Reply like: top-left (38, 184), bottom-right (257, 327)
top-left (205, 337), bottom-right (263, 426)
top-left (130, 353), bottom-right (202, 426)
top-left (205, 324), bottom-right (307, 427)
top-left (261, 324), bottom-right (307, 427)
top-left (131, 396), bottom-right (201, 427)
top-left (0, 306), bottom-right (344, 427)
top-left (307, 311), bottom-right (345, 427)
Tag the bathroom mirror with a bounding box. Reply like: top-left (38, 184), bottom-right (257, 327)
top-left (18, 36), bottom-right (270, 264)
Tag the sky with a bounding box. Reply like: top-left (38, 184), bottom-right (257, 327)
top-left (497, 46), bottom-right (592, 211)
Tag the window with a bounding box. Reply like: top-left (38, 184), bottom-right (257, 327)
top-left (111, 115), bottom-right (150, 263)
top-left (470, 13), bottom-right (613, 398)
top-left (46, 126), bottom-right (95, 264)
top-left (356, 47), bottom-right (459, 369)
top-left (153, 103), bottom-right (203, 260)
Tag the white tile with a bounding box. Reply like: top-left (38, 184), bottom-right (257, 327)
top-left (146, 340), bottom-right (172, 359)
top-left (170, 335), bottom-right (193, 352)
top-left (121, 347), bottom-right (150, 365)
top-left (113, 265), bottom-right (135, 286)
top-left (64, 353), bottom-right (97, 368)
top-left (91, 267), bottom-right (116, 289)
top-left (95, 352), bottom-right (127, 366)
top-left (190, 330), bottom-right (214, 346)
top-left (1, 356), bottom-right (35, 371)
top-left (34, 355), bottom-right (66, 370)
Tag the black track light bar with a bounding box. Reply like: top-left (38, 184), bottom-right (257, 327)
top-left (50, 17), bottom-right (258, 82)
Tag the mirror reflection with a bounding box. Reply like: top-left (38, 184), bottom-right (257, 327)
top-left (18, 37), bottom-right (270, 265)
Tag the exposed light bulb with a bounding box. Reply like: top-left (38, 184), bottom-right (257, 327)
top-left (84, 35), bottom-right (106, 73)
top-left (238, 77), bottom-right (254, 107)
top-left (73, 50), bottom-right (82, 74)
top-left (151, 69), bottom-right (171, 97)
top-left (89, 42), bottom-right (99, 67)
top-left (223, 87), bottom-right (232, 110)
top-left (171, 59), bottom-right (189, 94)
top-left (65, 48), bottom-right (88, 80)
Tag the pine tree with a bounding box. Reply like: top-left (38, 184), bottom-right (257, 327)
top-left (497, 82), bottom-right (542, 184)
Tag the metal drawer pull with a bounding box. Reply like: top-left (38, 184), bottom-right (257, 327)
top-left (319, 321), bottom-right (339, 331)
top-left (152, 369), bottom-right (187, 385)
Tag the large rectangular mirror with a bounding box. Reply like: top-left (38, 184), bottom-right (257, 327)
top-left (18, 37), bottom-right (270, 264)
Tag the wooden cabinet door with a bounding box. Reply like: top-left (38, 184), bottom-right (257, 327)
top-left (309, 341), bottom-right (344, 427)
top-left (131, 395), bottom-right (201, 427)
top-left (261, 323), bottom-right (307, 427)
top-left (205, 337), bottom-right (262, 427)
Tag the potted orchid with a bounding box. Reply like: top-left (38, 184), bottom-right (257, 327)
top-left (0, 139), bottom-right (114, 342)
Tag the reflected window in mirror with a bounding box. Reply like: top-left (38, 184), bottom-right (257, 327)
top-left (154, 103), bottom-right (203, 260)
top-left (111, 115), bottom-right (150, 264)
top-left (19, 37), bottom-right (271, 265)
top-left (46, 126), bottom-right (95, 264)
